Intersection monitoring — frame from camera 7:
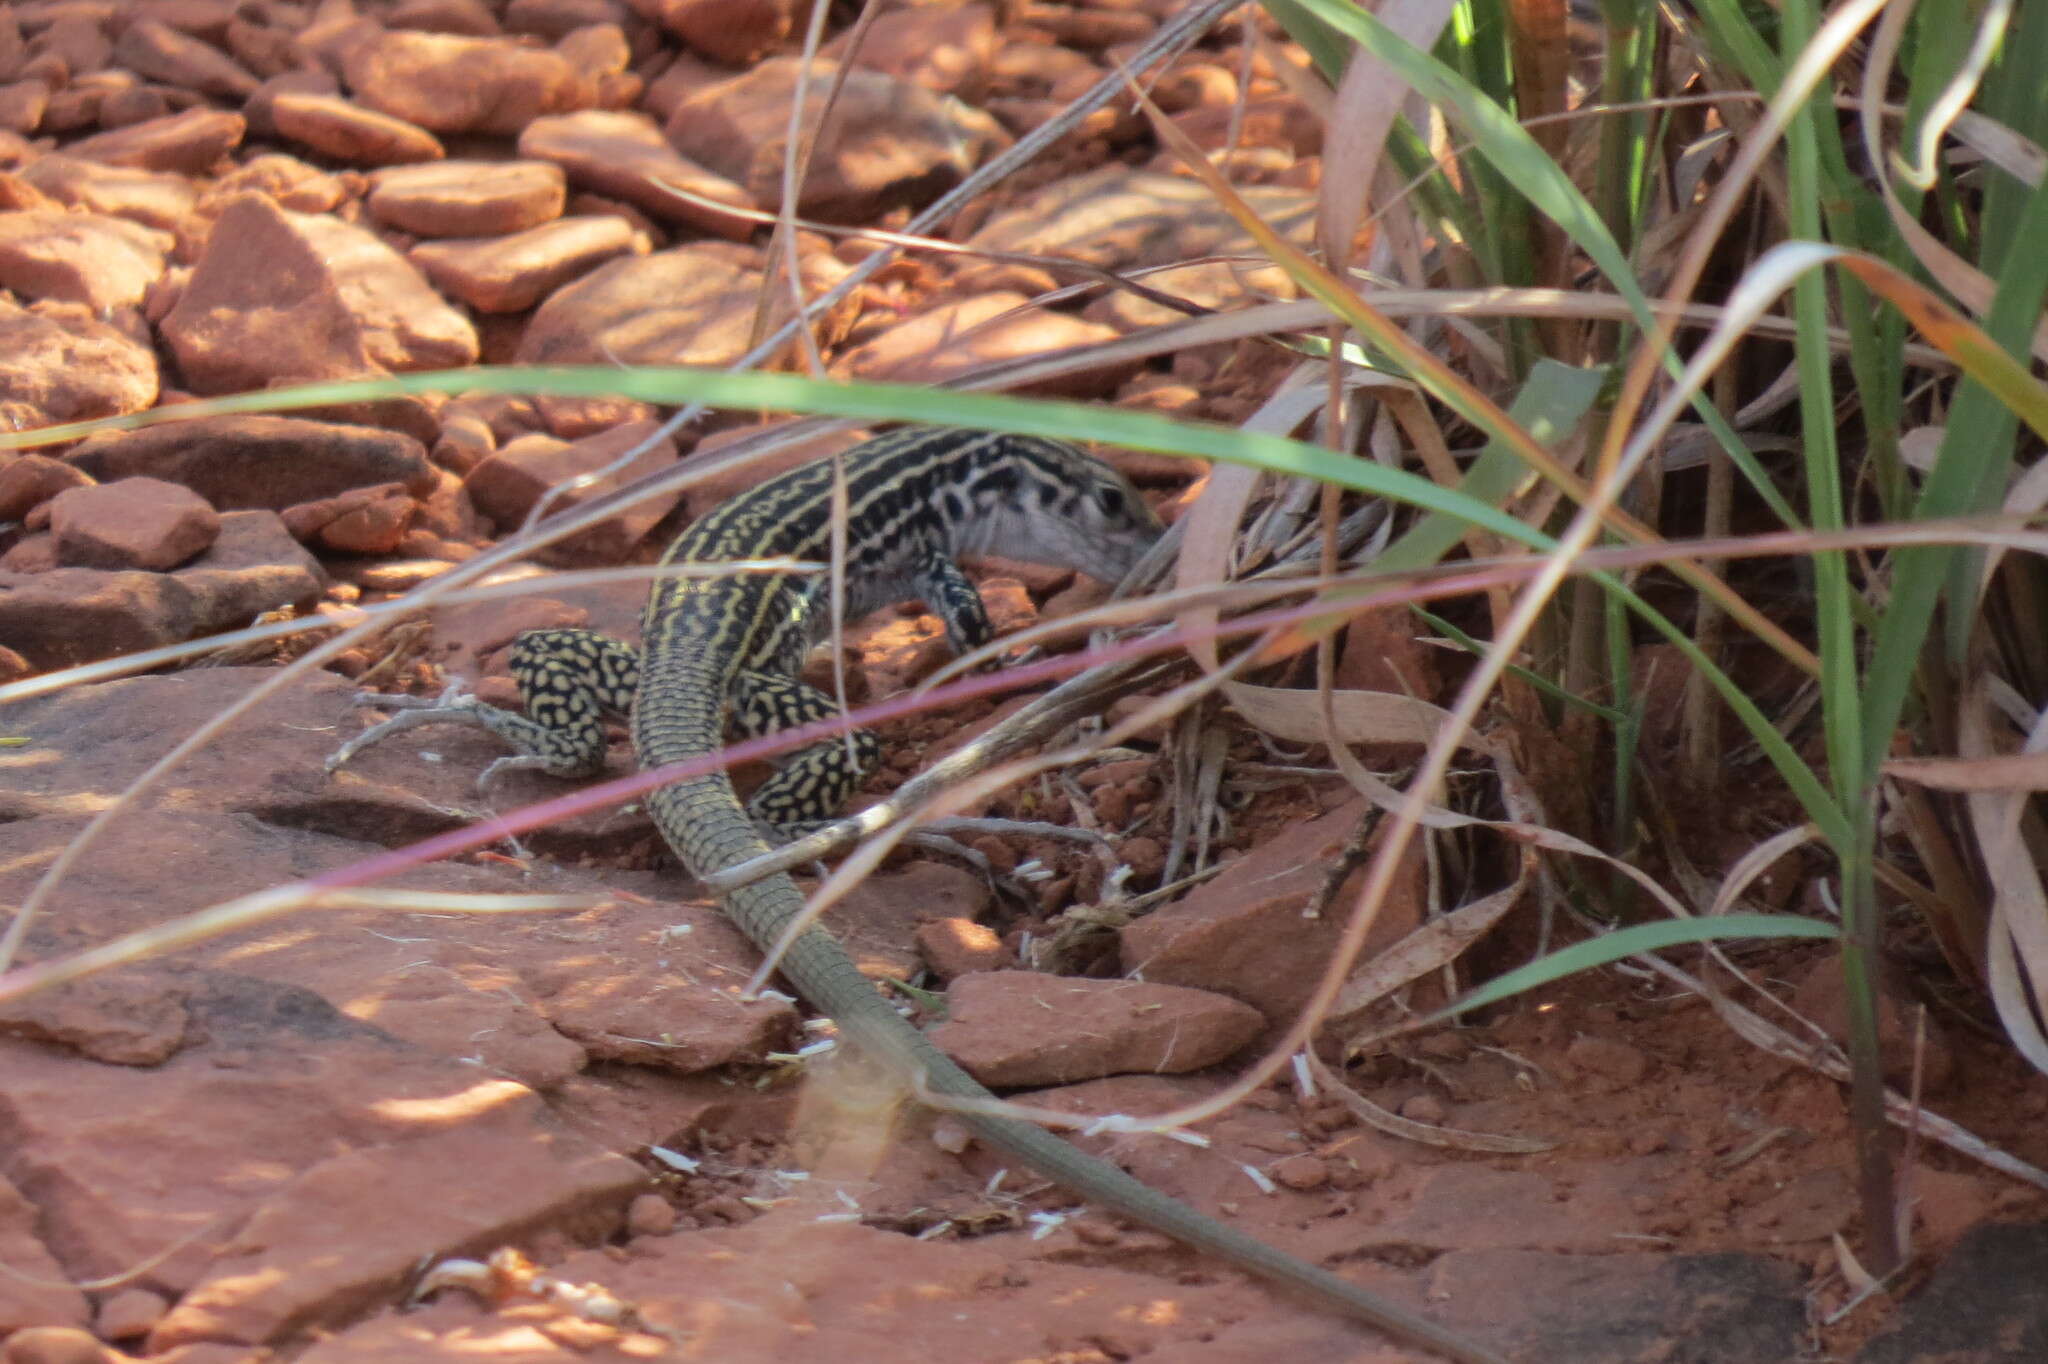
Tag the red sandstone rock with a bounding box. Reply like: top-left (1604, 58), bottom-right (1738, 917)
top-left (113, 17), bottom-right (259, 99)
top-left (410, 214), bottom-right (639, 312)
top-left (268, 90), bottom-right (446, 166)
top-left (515, 243), bottom-right (768, 367)
top-left (519, 109), bottom-right (754, 240)
top-left (837, 291), bottom-right (1137, 397)
top-left (17, 154), bottom-right (195, 234)
top-left (65, 415), bottom-right (435, 510)
top-left (651, 0), bottom-right (799, 64)
top-left (914, 916), bottom-right (1011, 981)
top-left (161, 194), bottom-right (477, 394)
top-left (0, 298), bottom-right (159, 429)
top-left (64, 107), bottom-right (245, 173)
top-left (463, 417), bottom-right (679, 565)
top-left (0, 209), bottom-right (171, 310)
top-left (0, 454), bottom-right (92, 521)
top-left (929, 971), bottom-right (1263, 1086)
top-left (49, 476), bottom-right (220, 571)
top-left (366, 158), bottom-right (566, 237)
top-left (280, 481), bottom-right (418, 555)
top-left (342, 29), bottom-right (591, 136)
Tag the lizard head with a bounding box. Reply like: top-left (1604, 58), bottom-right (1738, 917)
top-left (958, 437), bottom-right (1165, 587)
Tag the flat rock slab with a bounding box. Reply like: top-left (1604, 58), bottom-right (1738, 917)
top-left (1855, 1222), bottom-right (2048, 1362)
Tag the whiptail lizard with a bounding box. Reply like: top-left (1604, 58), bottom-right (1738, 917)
top-left (339, 427), bottom-right (1505, 1364)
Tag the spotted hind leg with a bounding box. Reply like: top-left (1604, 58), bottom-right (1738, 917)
top-left (731, 670), bottom-right (879, 833)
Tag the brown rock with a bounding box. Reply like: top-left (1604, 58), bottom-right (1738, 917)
top-left (969, 166), bottom-right (1313, 273)
top-left (93, 1287), bottom-right (169, 1341)
top-left (0, 298), bottom-right (159, 429)
top-left (837, 291), bottom-right (1137, 397)
top-left (49, 476), bottom-right (219, 571)
top-left (515, 243), bottom-right (764, 367)
top-left (268, 90), bottom-right (445, 166)
top-left (0, 79), bottom-right (47, 134)
top-left (17, 154), bottom-right (195, 234)
top-left (1562, 1034), bottom-right (1650, 1087)
top-left (366, 159), bottom-right (566, 237)
top-left (97, 83), bottom-right (178, 129)
top-left (0, 1327), bottom-right (112, 1364)
top-left (196, 151), bottom-right (344, 216)
top-left (34, 15), bottom-right (111, 78)
top-left (929, 971), bottom-right (1263, 1087)
top-left (463, 418), bottom-right (679, 565)
top-left (66, 415), bottom-right (434, 511)
top-left (280, 482), bottom-right (417, 555)
top-left (0, 1176), bottom-right (90, 1336)
top-left (0, 510), bottom-right (323, 671)
top-left (112, 18), bottom-right (258, 99)
top-left (915, 916), bottom-right (1010, 981)
top-left (1333, 604), bottom-right (1442, 702)
top-left (1120, 798), bottom-right (1425, 1036)
top-left (519, 109), bottom-right (753, 240)
top-left (508, 0), bottom-right (633, 42)
top-left (625, 1190), bottom-right (676, 1238)
top-left (1270, 1153), bottom-right (1330, 1190)
top-left (342, 29), bottom-right (590, 136)
top-left (225, 14), bottom-right (308, 78)
top-left (834, 2), bottom-right (996, 98)
top-left (386, 0), bottom-right (504, 36)
top-left (666, 57), bottom-right (1007, 221)
top-left (653, 0), bottom-right (798, 64)
top-left (0, 209), bottom-right (170, 309)
top-left (161, 194), bottom-right (478, 394)
top-left (411, 215), bottom-right (638, 312)
top-left (64, 107), bottom-right (245, 173)
top-left (0, 970), bottom-right (189, 1066)
top-left (1016, 0), bottom-right (1154, 48)
top-left (0, 454), bottom-right (92, 521)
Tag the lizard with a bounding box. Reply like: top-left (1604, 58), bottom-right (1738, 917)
top-left (336, 426), bottom-right (1507, 1364)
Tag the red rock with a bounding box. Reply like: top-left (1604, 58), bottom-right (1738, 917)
top-left (112, 17), bottom-right (258, 99)
top-left (93, 1287), bottom-right (169, 1341)
top-left (195, 151), bottom-right (343, 215)
top-left (224, 15), bottom-right (308, 77)
top-left (280, 481), bottom-right (417, 555)
top-left (34, 14), bottom-right (111, 77)
top-left (96, 82), bottom-right (171, 127)
top-left (0, 511), bottom-right (323, 670)
top-left (652, 0), bottom-right (798, 64)
top-left (161, 194), bottom-right (477, 394)
top-left (0, 209), bottom-right (170, 310)
top-left (0, 453), bottom-right (92, 520)
top-left (0, 969), bottom-right (190, 1066)
top-left (386, 0), bottom-right (503, 36)
top-left (669, 58), bottom-right (1006, 222)
top-left (64, 106), bottom-right (245, 173)
top-left (837, 291), bottom-right (1137, 398)
top-left (1333, 604), bottom-right (1442, 702)
top-left (928, 971), bottom-right (1263, 1087)
top-left (0, 297), bottom-right (159, 429)
top-left (1270, 1153), bottom-right (1330, 1190)
top-left (463, 417), bottom-right (679, 565)
top-left (625, 1191), bottom-right (676, 1238)
top-left (834, 1), bottom-right (996, 98)
top-left (0, 1176), bottom-right (90, 1335)
top-left (49, 476), bottom-right (219, 571)
top-left (0, 79), bottom-right (48, 133)
top-left (515, 243), bottom-right (766, 367)
top-left (968, 166), bottom-right (1314, 273)
top-left (366, 158), bottom-right (565, 237)
top-left (915, 916), bottom-right (1011, 981)
top-left (65, 415), bottom-right (435, 510)
top-left (0, 1326), bottom-right (112, 1364)
top-left (411, 214), bottom-right (638, 312)
top-left (1119, 798), bottom-right (1425, 1037)
top-left (519, 109), bottom-right (754, 240)
top-left (268, 90), bottom-right (445, 166)
top-left (18, 153), bottom-right (196, 233)
top-left (342, 29), bottom-right (590, 136)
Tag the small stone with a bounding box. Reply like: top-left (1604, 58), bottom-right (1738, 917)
top-left (112, 19), bottom-right (259, 99)
top-left (1398, 1094), bottom-right (1447, 1124)
top-left (367, 159), bottom-right (566, 237)
top-left (92, 1287), bottom-right (170, 1341)
top-left (268, 91), bottom-right (445, 166)
top-left (0, 1326), bottom-right (113, 1364)
top-left (0, 454), bottom-right (93, 521)
top-left (838, 292), bottom-right (1136, 399)
top-left (624, 1192), bottom-right (674, 1238)
top-left (1269, 1154), bottom-right (1329, 1191)
top-left (66, 416), bottom-right (434, 511)
top-left (518, 109), bottom-right (754, 240)
top-left (410, 215), bottom-right (637, 313)
top-left (0, 298), bottom-right (159, 430)
top-left (651, 0), bottom-right (799, 65)
top-left (49, 477), bottom-right (220, 571)
top-left (0, 209), bottom-right (171, 310)
top-left (914, 917), bottom-right (1010, 982)
top-left (342, 29), bottom-right (590, 136)
top-left (1563, 1034), bottom-right (1650, 1087)
top-left (462, 418), bottom-right (679, 565)
top-left (64, 107), bottom-right (245, 174)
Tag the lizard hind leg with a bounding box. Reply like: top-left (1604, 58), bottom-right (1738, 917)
top-left (730, 670), bottom-right (879, 835)
top-left (501, 627), bottom-right (642, 778)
